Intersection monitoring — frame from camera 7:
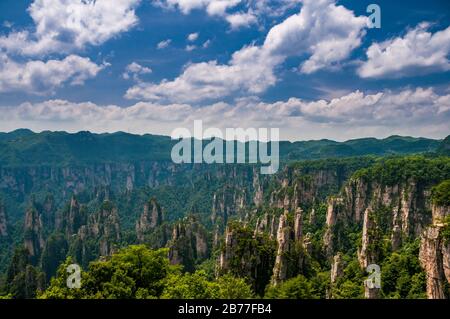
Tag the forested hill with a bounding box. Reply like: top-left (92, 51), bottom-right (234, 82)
top-left (438, 135), bottom-right (450, 155)
top-left (0, 129), bottom-right (443, 166)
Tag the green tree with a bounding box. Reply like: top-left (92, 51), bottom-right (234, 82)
top-left (5, 247), bottom-right (45, 299)
top-left (214, 274), bottom-right (254, 299)
top-left (40, 246), bottom-right (177, 299)
top-left (381, 240), bottom-right (426, 299)
top-left (332, 280), bottom-right (364, 299)
top-left (40, 233), bottom-right (68, 281)
top-left (161, 271), bottom-right (216, 299)
top-left (330, 258), bottom-right (365, 299)
top-left (431, 180), bottom-right (450, 207)
top-left (265, 275), bottom-right (315, 299)
top-left (37, 257), bottom-right (87, 299)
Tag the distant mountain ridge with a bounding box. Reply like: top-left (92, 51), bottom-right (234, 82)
top-left (0, 129), bottom-right (445, 166)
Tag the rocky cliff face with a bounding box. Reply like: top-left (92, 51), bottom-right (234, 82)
top-left (323, 177), bottom-right (433, 259)
top-left (419, 203), bottom-right (449, 299)
top-left (77, 201), bottom-right (121, 257)
top-left (24, 204), bottom-right (45, 259)
top-left (342, 178), bottom-right (431, 239)
top-left (268, 166), bottom-right (346, 211)
top-left (218, 207), bottom-right (308, 291)
top-left (0, 202), bottom-right (7, 237)
top-left (0, 162), bottom-right (180, 199)
top-left (254, 213), bottom-right (279, 239)
top-left (218, 223), bottom-right (276, 295)
top-left (432, 203), bottom-right (449, 224)
top-left (136, 198), bottom-right (163, 242)
top-left (272, 212), bottom-right (290, 285)
top-left (168, 216), bottom-right (209, 272)
top-left (318, 173), bottom-right (441, 299)
top-left (0, 161), bottom-right (187, 224)
top-left (272, 208), bottom-right (304, 285)
top-left (323, 197), bottom-right (346, 258)
top-left (253, 168), bottom-right (265, 207)
top-left (212, 186), bottom-right (247, 225)
top-left (330, 253), bottom-right (344, 284)
top-left (41, 195), bottom-right (56, 230)
top-left (364, 282), bottom-right (381, 299)
top-left (56, 196), bottom-right (86, 237)
top-left (359, 208), bottom-right (383, 299)
top-left (218, 226), bottom-right (237, 273)
top-left (358, 208), bottom-right (380, 269)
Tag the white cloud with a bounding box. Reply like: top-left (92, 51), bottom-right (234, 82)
top-left (0, 54), bottom-right (105, 94)
top-left (157, 39), bottom-right (172, 49)
top-left (226, 12), bottom-right (258, 29)
top-left (0, 0), bottom-right (141, 56)
top-left (202, 39), bottom-right (211, 48)
top-left (155, 0), bottom-right (300, 29)
top-left (7, 99), bottom-right (192, 122)
top-left (196, 87), bottom-right (450, 129)
top-left (358, 23), bottom-right (450, 78)
top-left (126, 62), bottom-right (152, 74)
top-left (263, 0), bottom-right (367, 74)
top-left (281, 88), bottom-right (449, 124)
top-left (160, 0), bottom-right (241, 16)
top-left (185, 45), bottom-right (197, 52)
top-left (123, 62), bottom-right (152, 80)
top-left (125, 45), bottom-right (281, 103)
top-left (187, 32), bottom-right (199, 42)
top-left (2, 87), bottom-right (448, 141)
top-left (127, 0), bottom-right (367, 103)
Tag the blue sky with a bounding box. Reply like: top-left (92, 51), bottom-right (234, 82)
top-left (0, 0), bottom-right (449, 141)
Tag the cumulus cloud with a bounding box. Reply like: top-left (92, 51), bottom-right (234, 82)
top-left (125, 45), bottom-right (281, 103)
top-left (226, 12), bottom-right (258, 29)
top-left (159, 0), bottom-right (241, 16)
top-left (263, 0), bottom-right (367, 74)
top-left (2, 87), bottom-right (448, 140)
top-left (0, 54), bottom-right (105, 94)
top-left (271, 87), bottom-right (450, 125)
top-left (0, 0), bottom-right (141, 56)
top-left (185, 45), bottom-right (197, 52)
top-left (187, 32), bottom-right (199, 42)
top-left (358, 23), bottom-right (450, 78)
top-left (123, 62), bottom-right (152, 80)
top-left (127, 0), bottom-right (367, 103)
top-left (157, 39), bottom-right (172, 49)
top-left (194, 87), bottom-right (450, 129)
top-left (155, 0), bottom-right (300, 29)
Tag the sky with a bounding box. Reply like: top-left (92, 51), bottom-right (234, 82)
top-left (0, 0), bottom-right (449, 141)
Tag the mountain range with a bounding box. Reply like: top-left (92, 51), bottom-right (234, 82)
top-left (0, 129), bottom-right (443, 166)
